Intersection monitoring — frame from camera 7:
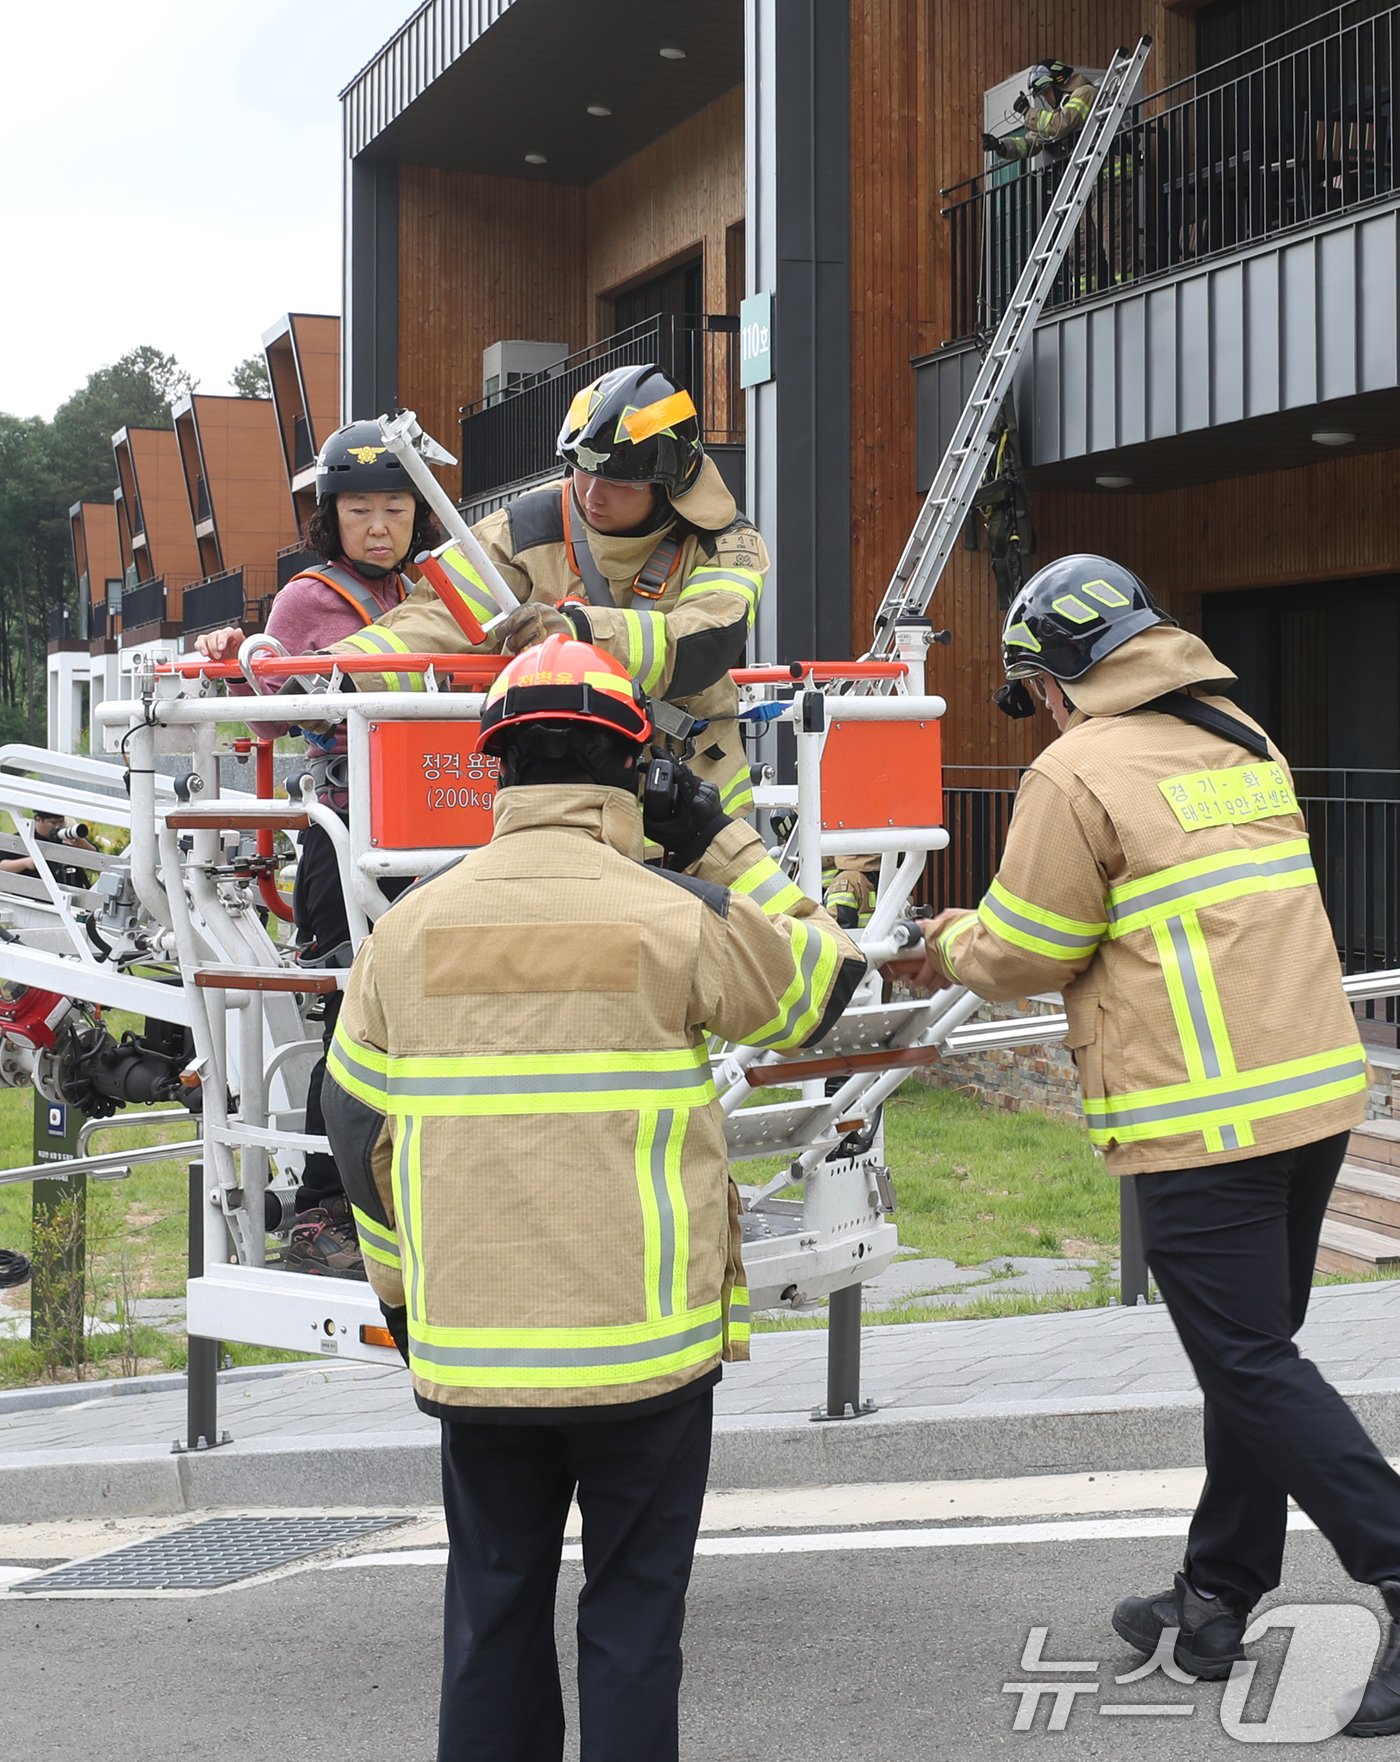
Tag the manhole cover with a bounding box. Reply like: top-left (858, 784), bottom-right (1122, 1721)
top-left (11, 1515), bottom-right (406, 1594)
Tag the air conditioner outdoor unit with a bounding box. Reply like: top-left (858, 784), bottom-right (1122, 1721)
top-left (481, 341), bottom-right (570, 406)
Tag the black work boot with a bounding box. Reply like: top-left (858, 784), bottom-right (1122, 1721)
top-left (1112, 1571), bottom-right (1249, 1681)
top-left (1343, 1581), bottom-right (1400, 1738)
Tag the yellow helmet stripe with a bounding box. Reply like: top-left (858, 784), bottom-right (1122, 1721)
top-left (623, 390), bottom-right (697, 444)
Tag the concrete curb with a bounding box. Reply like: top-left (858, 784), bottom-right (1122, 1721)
top-left (6, 1381), bottom-right (1400, 1523)
top-left (0, 1362), bottom-right (302, 1416)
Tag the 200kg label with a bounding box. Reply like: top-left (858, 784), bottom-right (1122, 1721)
top-left (429, 786), bottom-right (495, 810)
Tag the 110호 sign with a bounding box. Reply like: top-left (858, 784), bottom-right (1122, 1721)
top-left (739, 292), bottom-right (774, 387)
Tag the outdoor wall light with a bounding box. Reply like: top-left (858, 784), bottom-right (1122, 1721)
top-left (659, 46), bottom-right (687, 60)
top-left (524, 153), bottom-right (548, 165)
top-left (1311, 429), bottom-right (1356, 446)
top-left (587, 105), bottom-right (612, 116)
top-left (1095, 474), bottom-right (1133, 489)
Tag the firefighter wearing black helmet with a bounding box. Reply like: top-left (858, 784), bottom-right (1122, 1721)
top-left (328, 364), bottom-right (771, 820)
top-left (894, 555), bottom-right (1400, 1732)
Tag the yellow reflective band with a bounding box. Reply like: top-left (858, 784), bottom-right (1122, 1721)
top-left (1107, 840), bottom-right (1314, 936)
top-left (733, 858), bottom-right (805, 917)
top-left (979, 879), bottom-right (1106, 963)
top-left (616, 610), bottom-right (668, 695)
top-left (338, 626), bottom-right (427, 692)
top-left (1083, 1044), bottom-right (1368, 1146)
top-left (435, 546), bottom-right (500, 624)
top-left (679, 568), bottom-right (763, 623)
top-left (936, 911), bottom-right (978, 978)
top-left (632, 1110), bottom-right (690, 1325)
top-left (406, 1303), bottom-right (724, 1389)
top-left (719, 766), bottom-right (754, 816)
top-left (350, 1206), bottom-right (402, 1270)
top-left (1157, 763), bottom-right (1297, 833)
top-left (745, 918), bottom-right (840, 1051)
top-left (326, 1027), bottom-right (389, 1110)
top-left (347, 1045), bottom-right (718, 1117)
top-left (725, 1284), bottom-right (750, 1351)
top-left (398, 1114), bottom-right (425, 1322)
top-left (622, 389), bottom-right (697, 443)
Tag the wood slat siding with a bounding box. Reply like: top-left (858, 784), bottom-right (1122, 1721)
top-left (396, 88), bottom-right (744, 478)
top-left (848, 1), bottom-right (1394, 779)
top-left (587, 87), bottom-right (744, 318)
top-left (397, 164), bottom-right (589, 465)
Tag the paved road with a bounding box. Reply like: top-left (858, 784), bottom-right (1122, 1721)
top-left (2, 1479), bottom-right (1393, 1760)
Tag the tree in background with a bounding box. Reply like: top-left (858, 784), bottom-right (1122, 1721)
top-left (0, 346), bottom-right (195, 738)
top-left (230, 355), bottom-right (271, 399)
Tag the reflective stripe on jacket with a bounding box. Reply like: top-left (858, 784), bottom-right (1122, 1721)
top-left (323, 787), bottom-right (864, 1412)
top-left (329, 458), bottom-right (768, 816)
top-left (936, 699), bottom-right (1365, 1175)
top-left (1003, 72), bottom-right (1097, 160)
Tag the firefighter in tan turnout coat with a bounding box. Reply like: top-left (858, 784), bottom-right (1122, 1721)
top-left (333, 362), bottom-right (768, 819)
top-left (324, 634), bottom-right (863, 1762)
top-left (896, 555), bottom-right (1400, 1731)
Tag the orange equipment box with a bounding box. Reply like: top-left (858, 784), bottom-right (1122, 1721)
top-left (819, 715), bottom-right (943, 832)
top-left (368, 721), bottom-right (500, 849)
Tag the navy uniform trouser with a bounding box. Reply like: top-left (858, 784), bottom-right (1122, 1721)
top-left (437, 1389), bottom-right (713, 1762)
top-left (1137, 1130), bottom-right (1400, 1607)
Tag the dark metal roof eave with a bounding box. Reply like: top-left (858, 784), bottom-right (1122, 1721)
top-left (339, 0), bottom-right (518, 159)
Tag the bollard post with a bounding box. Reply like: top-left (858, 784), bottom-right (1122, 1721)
top-left (173, 1159), bottom-right (231, 1453)
top-left (811, 1282), bottom-right (877, 1421)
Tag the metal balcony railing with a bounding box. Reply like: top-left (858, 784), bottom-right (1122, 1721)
top-left (180, 566), bottom-right (276, 636)
top-left (934, 765), bottom-right (1400, 1039)
top-left (119, 578), bottom-right (166, 634)
top-left (458, 314), bottom-right (742, 504)
top-left (944, 2), bottom-right (1399, 341)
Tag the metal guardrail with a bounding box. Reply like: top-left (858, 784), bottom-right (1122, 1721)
top-left (119, 577), bottom-right (167, 634)
top-left (457, 313), bottom-right (741, 502)
top-left (944, 1), bottom-right (1399, 339)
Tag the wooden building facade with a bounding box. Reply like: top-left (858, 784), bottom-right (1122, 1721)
top-left (343, 0), bottom-right (1400, 789)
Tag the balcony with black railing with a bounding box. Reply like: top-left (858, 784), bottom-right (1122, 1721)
top-left (119, 577), bottom-right (167, 637)
top-left (181, 566), bottom-right (277, 637)
top-left (944, 3), bottom-right (1399, 342)
top-left (458, 314), bottom-right (742, 507)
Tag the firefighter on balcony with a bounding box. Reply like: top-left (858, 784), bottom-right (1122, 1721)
top-left (322, 634), bottom-right (864, 1762)
top-left (982, 59), bottom-right (1096, 163)
top-left (330, 362), bottom-right (770, 819)
top-left (894, 556), bottom-right (1400, 1733)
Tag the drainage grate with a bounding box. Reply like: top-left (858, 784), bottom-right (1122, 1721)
top-left (10, 1515), bottom-right (406, 1595)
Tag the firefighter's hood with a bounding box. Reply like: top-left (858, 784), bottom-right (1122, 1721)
top-left (667, 454), bottom-right (735, 532)
top-left (1067, 624), bottom-right (1238, 716)
top-left (491, 781), bottom-right (645, 861)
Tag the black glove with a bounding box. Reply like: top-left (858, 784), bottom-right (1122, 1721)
top-left (641, 757), bottom-right (731, 869)
top-left (1013, 92), bottom-right (1031, 117)
top-left (379, 1301), bottom-right (410, 1366)
top-left (981, 132), bottom-right (1000, 153)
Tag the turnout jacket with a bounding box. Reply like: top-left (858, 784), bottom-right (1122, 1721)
top-left (324, 787), bottom-right (864, 1415)
top-left (331, 457), bottom-right (768, 816)
top-left (935, 626), bottom-right (1366, 1176)
top-left (1003, 70), bottom-right (1097, 160)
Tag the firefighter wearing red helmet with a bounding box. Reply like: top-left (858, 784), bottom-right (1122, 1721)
top-left (328, 364), bottom-right (770, 820)
top-left (324, 634), bottom-right (863, 1762)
